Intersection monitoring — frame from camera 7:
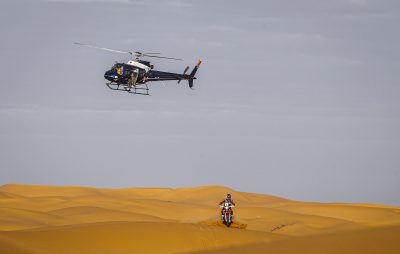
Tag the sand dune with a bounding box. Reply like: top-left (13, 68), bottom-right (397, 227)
top-left (236, 206), bottom-right (366, 235)
top-left (0, 184), bottom-right (399, 253)
top-left (0, 207), bottom-right (70, 231)
top-left (0, 221), bottom-right (285, 254)
top-left (192, 225), bottom-right (400, 254)
top-left (276, 203), bottom-right (400, 226)
top-left (48, 206), bottom-right (170, 223)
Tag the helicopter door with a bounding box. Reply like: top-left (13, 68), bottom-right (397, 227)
top-left (128, 69), bottom-right (139, 88)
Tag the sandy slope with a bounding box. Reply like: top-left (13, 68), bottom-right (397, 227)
top-left (192, 225), bottom-right (400, 254)
top-left (0, 184), bottom-right (399, 253)
top-left (0, 221), bottom-right (285, 254)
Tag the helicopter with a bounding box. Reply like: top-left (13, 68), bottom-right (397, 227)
top-left (74, 42), bottom-right (202, 95)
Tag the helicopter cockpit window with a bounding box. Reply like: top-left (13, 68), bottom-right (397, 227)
top-left (123, 68), bottom-right (131, 76)
top-left (112, 65), bottom-right (123, 75)
top-left (111, 65), bottom-right (120, 73)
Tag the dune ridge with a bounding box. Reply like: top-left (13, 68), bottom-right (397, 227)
top-left (0, 184), bottom-right (399, 253)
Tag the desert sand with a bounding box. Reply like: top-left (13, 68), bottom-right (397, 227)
top-left (0, 184), bottom-right (399, 253)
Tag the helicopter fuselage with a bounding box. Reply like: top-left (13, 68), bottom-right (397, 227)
top-left (103, 59), bottom-right (200, 86)
top-left (104, 60), bottom-right (148, 85)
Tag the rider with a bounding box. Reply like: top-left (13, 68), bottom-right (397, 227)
top-left (219, 193), bottom-right (235, 218)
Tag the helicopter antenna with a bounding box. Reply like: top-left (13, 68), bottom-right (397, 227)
top-left (73, 42), bottom-right (183, 61)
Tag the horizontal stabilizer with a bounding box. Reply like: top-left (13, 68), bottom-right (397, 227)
top-left (178, 66), bottom-right (190, 84)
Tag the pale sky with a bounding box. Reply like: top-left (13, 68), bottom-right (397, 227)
top-left (0, 0), bottom-right (399, 205)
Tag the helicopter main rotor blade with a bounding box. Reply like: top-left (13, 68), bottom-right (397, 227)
top-left (74, 42), bottom-right (183, 60)
top-left (142, 54), bottom-right (183, 61)
top-left (74, 42), bottom-right (132, 55)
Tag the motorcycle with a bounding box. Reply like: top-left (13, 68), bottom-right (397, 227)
top-left (220, 202), bottom-right (234, 227)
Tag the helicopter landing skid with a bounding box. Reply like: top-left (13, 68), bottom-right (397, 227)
top-left (106, 82), bottom-right (150, 95)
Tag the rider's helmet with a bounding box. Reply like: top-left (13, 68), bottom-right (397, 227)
top-left (226, 193), bottom-right (231, 200)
